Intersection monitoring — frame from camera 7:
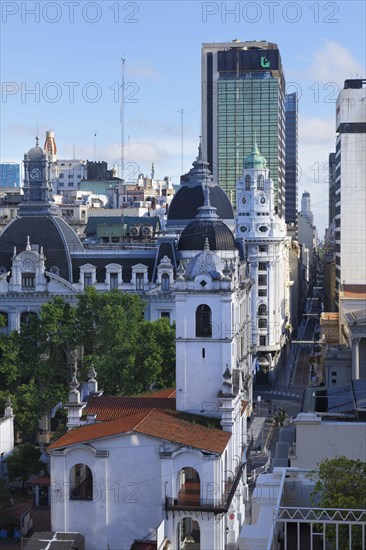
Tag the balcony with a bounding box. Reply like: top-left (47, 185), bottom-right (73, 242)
top-left (165, 462), bottom-right (246, 514)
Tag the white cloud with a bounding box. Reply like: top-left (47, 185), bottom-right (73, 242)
top-left (290, 40), bottom-right (365, 85)
top-left (127, 63), bottom-right (162, 81)
top-left (299, 115), bottom-right (335, 146)
top-left (308, 40), bottom-right (364, 84)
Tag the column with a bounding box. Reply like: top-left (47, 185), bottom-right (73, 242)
top-left (352, 338), bottom-right (360, 380)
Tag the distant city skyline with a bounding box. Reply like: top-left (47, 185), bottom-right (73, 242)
top-left (1, 0), bottom-right (365, 236)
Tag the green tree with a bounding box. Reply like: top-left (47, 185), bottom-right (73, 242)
top-left (0, 331), bottom-right (19, 390)
top-left (6, 444), bottom-right (45, 489)
top-left (312, 456), bottom-right (366, 549)
top-left (77, 289), bottom-right (146, 393)
top-left (0, 289), bottom-right (176, 440)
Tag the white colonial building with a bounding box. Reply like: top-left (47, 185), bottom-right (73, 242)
top-left (235, 144), bottom-right (291, 383)
top-left (48, 193), bottom-right (253, 550)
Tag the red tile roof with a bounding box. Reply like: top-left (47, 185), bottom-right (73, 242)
top-left (48, 410), bottom-right (231, 454)
top-left (85, 395), bottom-right (176, 421)
top-left (141, 388), bottom-right (176, 398)
top-left (342, 284), bottom-right (366, 298)
top-left (48, 411), bottom-right (147, 450)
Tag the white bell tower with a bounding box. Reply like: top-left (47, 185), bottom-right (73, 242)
top-left (236, 143), bottom-right (290, 381)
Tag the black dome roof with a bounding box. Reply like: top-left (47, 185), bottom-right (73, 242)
top-left (168, 184), bottom-right (234, 221)
top-left (167, 144), bottom-right (234, 225)
top-left (178, 219), bottom-right (236, 251)
top-left (0, 216), bottom-right (83, 282)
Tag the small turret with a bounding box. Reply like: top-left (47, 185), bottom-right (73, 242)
top-left (65, 368), bottom-right (86, 430)
top-left (4, 397), bottom-right (13, 417)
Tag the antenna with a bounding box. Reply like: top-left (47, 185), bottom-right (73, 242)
top-left (120, 57), bottom-right (125, 180)
top-left (93, 131), bottom-right (98, 161)
top-left (178, 108), bottom-right (184, 175)
top-left (73, 145), bottom-right (76, 160)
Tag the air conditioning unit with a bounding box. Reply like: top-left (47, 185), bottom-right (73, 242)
top-left (142, 225), bottom-right (153, 237)
top-left (130, 225), bottom-right (141, 237)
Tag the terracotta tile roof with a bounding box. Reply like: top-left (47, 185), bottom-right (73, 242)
top-left (48, 411), bottom-right (147, 450)
top-left (134, 411), bottom-right (231, 454)
top-left (140, 388), bottom-right (176, 398)
top-left (342, 284), bottom-right (366, 299)
top-left (48, 410), bottom-right (231, 454)
top-left (85, 395), bottom-right (176, 421)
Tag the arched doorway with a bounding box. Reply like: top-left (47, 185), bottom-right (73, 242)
top-left (177, 467), bottom-right (200, 506)
top-left (177, 517), bottom-right (200, 549)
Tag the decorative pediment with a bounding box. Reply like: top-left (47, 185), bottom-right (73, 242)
top-left (132, 263), bottom-right (148, 271)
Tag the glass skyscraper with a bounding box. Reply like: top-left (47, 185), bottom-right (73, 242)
top-left (285, 92), bottom-right (298, 227)
top-left (202, 40), bottom-right (286, 217)
top-left (0, 163), bottom-right (20, 187)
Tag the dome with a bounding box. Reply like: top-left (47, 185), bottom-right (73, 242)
top-left (178, 219), bottom-right (236, 251)
top-left (27, 138), bottom-right (45, 161)
top-left (244, 143), bottom-right (267, 170)
top-left (168, 184), bottom-right (234, 222)
top-left (167, 144), bottom-right (234, 227)
top-left (0, 216), bottom-right (83, 282)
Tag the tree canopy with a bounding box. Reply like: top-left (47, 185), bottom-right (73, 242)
top-left (6, 443), bottom-right (45, 488)
top-left (312, 456), bottom-right (366, 549)
top-left (0, 289), bottom-right (176, 441)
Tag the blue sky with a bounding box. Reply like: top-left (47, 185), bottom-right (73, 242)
top-left (1, 0), bottom-right (365, 235)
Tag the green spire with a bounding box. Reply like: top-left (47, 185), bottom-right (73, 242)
top-left (244, 142), bottom-right (267, 169)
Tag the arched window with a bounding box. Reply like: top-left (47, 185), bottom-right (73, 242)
top-left (20, 311), bottom-right (37, 327)
top-left (178, 517), bottom-right (200, 549)
top-left (245, 175), bottom-right (251, 191)
top-left (161, 273), bottom-right (170, 291)
top-left (0, 311), bottom-right (8, 327)
top-left (196, 305), bottom-right (212, 337)
top-left (258, 304), bottom-right (267, 316)
top-left (257, 174), bottom-right (264, 190)
top-left (70, 464), bottom-right (93, 500)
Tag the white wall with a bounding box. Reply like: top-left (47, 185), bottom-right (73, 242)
top-left (291, 414), bottom-right (366, 469)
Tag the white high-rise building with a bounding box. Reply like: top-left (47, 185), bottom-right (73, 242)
top-left (235, 144), bottom-right (291, 382)
top-left (335, 79), bottom-right (366, 299)
top-left (300, 190), bottom-right (314, 226)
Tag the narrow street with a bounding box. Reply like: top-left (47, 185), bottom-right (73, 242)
top-left (248, 286), bottom-right (323, 490)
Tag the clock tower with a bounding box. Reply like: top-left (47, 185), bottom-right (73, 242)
top-left (20, 137), bottom-right (55, 216)
top-left (236, 143), bottom-right (290, 383)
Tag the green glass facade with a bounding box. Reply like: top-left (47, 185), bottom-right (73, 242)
top-left (217, 78), bottom-right (283, 207)
top-left (202, 42), bottom-right (286, 216)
